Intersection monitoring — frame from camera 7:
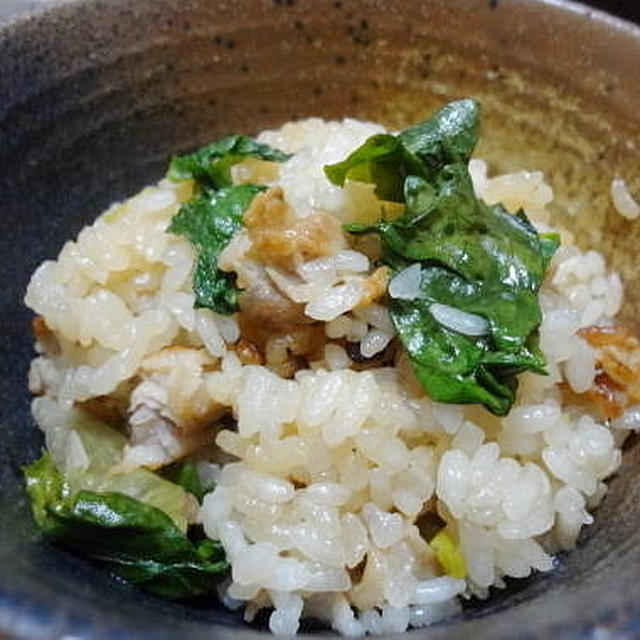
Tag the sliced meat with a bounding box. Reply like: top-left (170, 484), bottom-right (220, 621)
top-left (119, 347), bottom-right (226, 470)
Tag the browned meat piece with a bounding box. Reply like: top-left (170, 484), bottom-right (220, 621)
top-left (238, 317), bottom-right (327, 378)
top-left (31, 316), bottom-right (50, 341)
top-left (31, 316), bottom-right (60, 355)
top-left (357, 266), bottom-right (390, 308)
top-left (78, 393), bottom-right (130, 426)
top-left (239, 270), bottom-right (310, 327)
top-left (580, 325), bottom-right (640, 404)
top-left (136, 346), bottom-right (224, 432)
top-left (244, 186), bottom-right (345, 271)
top-left (559, 373), bottom-right (627, 420)
top-left (561, 325), bottom-right (640, 419)
top-left (233, 337), bottom-right (264, 366)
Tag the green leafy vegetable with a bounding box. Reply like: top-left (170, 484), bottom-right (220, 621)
top-left (168, 184), bottom-right (265, 314)
top-left (397, 99), bottom-right (480, 167)
top-left (325, 99), bottom-right (480, 202)
top-left (34, 396), bottom-right (193, 531)
top-left (167, 135), bottom-right (290, 315)
top-left (25, 453), bottom-right (228, 600)
top-left (324, 134), bottom-right (422, 202)
top-left (331, 99), bottom-right (558, 416)
top-left (168, 134), bottom-right (291, 189)
top-left (161, 461), bottom-right (211, 504)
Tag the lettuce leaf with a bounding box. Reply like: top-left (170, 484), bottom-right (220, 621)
top-left (32, 396), bottom-right (193, 531)
top-left (160, 461), bottom-right (211, 504)
top-left (25, 453), bottom-right (228, 600)
top-left (332, 100), bottom-right (558, 416)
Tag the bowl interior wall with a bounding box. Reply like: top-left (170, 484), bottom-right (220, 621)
top-left (1, 1), bottom-right (640, 638)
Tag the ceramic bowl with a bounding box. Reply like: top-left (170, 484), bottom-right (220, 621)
top-left (1, 1), bottom-right (639, 638)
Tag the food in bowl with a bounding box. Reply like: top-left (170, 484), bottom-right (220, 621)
top-left (22, 100), bottom-right (640, 636)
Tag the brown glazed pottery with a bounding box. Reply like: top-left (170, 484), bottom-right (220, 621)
top-left (0, 1), bottom-right (639, 638)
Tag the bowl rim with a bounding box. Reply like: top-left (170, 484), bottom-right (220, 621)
top-left (1, 1), bottom-right (640, 639)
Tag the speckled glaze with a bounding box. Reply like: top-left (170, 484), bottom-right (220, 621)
top-left (1, 1), bottom-right (640, 639)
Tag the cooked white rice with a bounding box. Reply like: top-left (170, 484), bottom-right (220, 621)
top-left (611, 177), bottom-right (640, 220)
top-left (25, 116), bottom-right (638, 637)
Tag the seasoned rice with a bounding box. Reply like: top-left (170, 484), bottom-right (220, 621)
top-left (24, 113), bottom-right (639, 637)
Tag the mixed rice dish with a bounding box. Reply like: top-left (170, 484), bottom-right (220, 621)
top-left (23, 100), bottom-right (640, 636)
